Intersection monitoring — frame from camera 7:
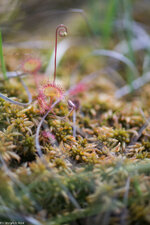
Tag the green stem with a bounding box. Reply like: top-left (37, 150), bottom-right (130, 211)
top-left (0, 31), bottom-right (7, 80)
top-left (122, 0), bottom-right (135, 89)
top-left (102, 0), bottom-right (119, 47)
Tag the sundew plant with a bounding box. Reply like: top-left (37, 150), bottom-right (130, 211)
top-left (1, 1), bottom-right (150, 225)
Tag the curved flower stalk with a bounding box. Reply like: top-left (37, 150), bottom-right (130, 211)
top-left (46, 9), bottom-right (95, 38)
top-left (51, 9), bottom-right (95, 37)
top-left (45, 9), bottom-right (96, 76)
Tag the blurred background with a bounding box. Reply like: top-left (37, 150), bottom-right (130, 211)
top-left (0, 0), bottom-right (86, 40)
top-left (1, 0), bottom-right (150, 76)
top-left (0, 0), bottom-right (150, 40)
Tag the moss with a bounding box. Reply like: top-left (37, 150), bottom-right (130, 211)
top-left (1, 20), bottom-right (150, 225)
top-left (47, 118), bottom-right (72, 142)
top-left (142, 141), bottom-right (150, 152)
top-left (113, 129), bottom-right (130, 144)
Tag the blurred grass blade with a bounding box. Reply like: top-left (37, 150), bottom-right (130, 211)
top-left (115, 70), bottom-right (150, 98)
top-left (0, 31), bottom-right (7, 80)
top-left (122, 0), bottom-right (135, 63)
top-left (93, 49), bottom-right (139, 79)
top-left (102, 0), bottom-right (119, 46)
top-left (45, 39), bottom-right (72, 76)
top-left (115, 22), bottom-right (150, 55)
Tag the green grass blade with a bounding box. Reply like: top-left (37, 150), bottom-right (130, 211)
top-left (102, 0), bottom-right (119, 47)
top-left (0, 31), bottom-right (7, 80)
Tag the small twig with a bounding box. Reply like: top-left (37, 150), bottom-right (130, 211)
top-left (6, 71), bottom-right (25, 78)
top-left (128, 108), bottom-right (150, 146)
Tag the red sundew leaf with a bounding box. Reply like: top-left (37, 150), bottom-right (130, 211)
top-left (69, 82), bottom-right (88, 96)
top-left (42, 82), bottom-right (64, 99)
top-left (21, 58), bottom-right (42, 73)
top-left (37, 82), bottom-right (64, 114)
